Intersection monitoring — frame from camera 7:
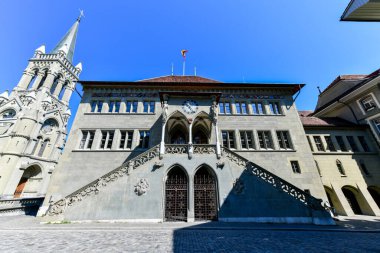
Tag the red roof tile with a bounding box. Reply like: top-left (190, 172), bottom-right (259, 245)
top-left (137, 75), bottom-right (221, 83)
top-left (298, 112), bottom-right (357, 127)
top-left (321, 74), bottom-right (367, 95)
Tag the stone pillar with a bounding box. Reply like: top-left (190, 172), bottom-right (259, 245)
top-left (357, 185), bottom-right (380, 216)
top-left (332, 185), bottom-right (353, 216)
top-left (210, 98), bottom-right (221, 158)
top-left (188, 121), bottom-right (193, 159)
top-left (53, 79), bottom-right (65, 97)
top-left (62, 84), bottom-right (74, 103)
top-left (160, 99), bottom-right (168, 158)
top-left (31, 71), bottom-right (46, 89)
top-left (187, 176), bottom-right (195, 222)
top-left (41, 72), bottom-right (56, 90)
top-left (17, 71), bottom-right (34, 90)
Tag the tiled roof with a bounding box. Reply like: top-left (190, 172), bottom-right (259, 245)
top-left (298, 112), bottom-right (357, 127)
top-left (321, 74), bottom-right (367, 95)
top-left (137, 75), bottom-right (221, 83)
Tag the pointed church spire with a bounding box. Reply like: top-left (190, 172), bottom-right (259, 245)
top-left (51, 12), bottom-right (83, 63)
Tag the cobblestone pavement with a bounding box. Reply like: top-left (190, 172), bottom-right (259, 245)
top-left (0, 216), bottom-right (379, 253)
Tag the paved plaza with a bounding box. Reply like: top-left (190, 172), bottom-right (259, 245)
top-left (0, 216), bottom-right (379, 253)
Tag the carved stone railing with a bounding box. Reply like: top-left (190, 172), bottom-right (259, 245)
top-left (33, 53), bottom-right (80, 76)
top-left (222, 147), bottom-right (325, 211)
top-left (165, 144), bottom-right (188, 154)
top-left (0, 197), bottom-right (44, 216)
top-left (193, 145), bottom-right (216, 155)
top-left (47, 145), bottom-right (160, 216)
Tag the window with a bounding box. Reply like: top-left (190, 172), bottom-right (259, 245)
top-left (143, 101), bottom-right (155, 113)
top-left (32, 136), bottom-right (43, 155)
top-left (373, 118), bottom-right (380, 134)
top-left (336, 160), bottom-right (346, 176)
top-left (108, 101), bottom-right (121, 113)
top-left (359, 160), bottom-right (370, 176)
top-left (120, 130), bottom-right (133, 149)
top-left (235, 102), bottom-right (248, 115)
top-left (269, 102), bottom-right (282, 115)
top-left (126, 101), bottom-right (138, 113)
top-left (138, 130), bottom-right (150, 149)
top-left (360, 95), bottom-right (377, 112)
top-left (357, 136), bottom-right (370, 152)
top-left (251, 102), bottom-right (265, 115)
top-left (306, 136), bottom-right (314, 151)
top-left (257, 131), bottom-right (273, 149)
top-left (37, 139), bottom-right (49, 157)
top-left (219, 102), bottom-right (231, 114)
top-left (346, 136), bottom-right (359, 152)
top-left (276, 131), bottom-right (292, 149)
top-left (240, 131), bottom-right (254, 149)
top-left (91, 101), bottom-right (103, 113)
top-left (324, 136), bottom-right (336, 151)
top-left (313, 136), bottom-right (324, 151)
top-left (335, 136), bottom-right (347, 152)
top-left (100, 130), bottom-right (114, 149)
top-left (79, 130), bottom-right (95, 149)
top-left (290, 161), bottom-right (301, 174)
top-left (1, 109), bottom-right (16, 119)
top-left (222, 131), bottom-right (236, 149)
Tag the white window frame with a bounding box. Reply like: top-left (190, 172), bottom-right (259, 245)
top-left (356, 92), bottom-right (380, 115)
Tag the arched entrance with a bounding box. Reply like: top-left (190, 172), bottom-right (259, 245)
top-left (192, 113), bottom-right (212, 144)
top-left (194, 166), bottom-right (218, 220)
top-left (14, 165), bottom-right (42, 198)
top-left (166, 111), bottom-right (189, 144)
top-left (324, 186), bottom-right (345, 215)
top-left (368, 186), bottom-right (380, 208)
top-left (165, 166), bottom-right (188, 221)
top-left (342, 186), bottom-right (362, 215)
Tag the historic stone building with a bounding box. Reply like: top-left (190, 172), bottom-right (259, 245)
top-left (0, 17), bottom-right (82, 204)
top-left (39, 76), bottom-right (332, 224)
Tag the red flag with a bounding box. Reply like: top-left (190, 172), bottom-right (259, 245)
top-left (181, 49), bottom-right (188, 59)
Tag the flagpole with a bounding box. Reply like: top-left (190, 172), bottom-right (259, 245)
top-left (183, 59), bottom-right (186, 76)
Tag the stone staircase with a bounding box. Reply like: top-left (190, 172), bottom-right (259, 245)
top-left (0, 197), bottom-right (44, 216)
top-left (46, 144), bottom-right (325, 216)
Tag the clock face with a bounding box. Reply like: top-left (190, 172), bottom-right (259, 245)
top-left (182, 100), bottom-right (198, 114)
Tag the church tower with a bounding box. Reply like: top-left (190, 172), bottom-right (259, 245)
top-left (0, 15), bottom-right (82, 200)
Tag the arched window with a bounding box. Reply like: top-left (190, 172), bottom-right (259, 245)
top-left (50, 75), bottom-right (61, 94)
top-left (336, 160), bottom-right (346, 176)
top-left (27, 69), bottom-right (39, 90)
top-left (1, 109), bottom-right (16, 119)
top-left (58, 81), bottom-right (68, 100)
top-left (37, 71), bottom-right (48, 89)
top-left (37, 139), bottom-right (49, 157)
top-left (31, 136), bottom-right (43, 155)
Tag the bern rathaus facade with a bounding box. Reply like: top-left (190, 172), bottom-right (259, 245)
top-left (0, 17), bottom-right (82, 212)
top-left (39, 77), bottom-right (333, 224)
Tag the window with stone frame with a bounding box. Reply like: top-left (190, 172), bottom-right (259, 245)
top-left (120, 130), bottom-right (133, 149)
top-left (336, 160), bottom-right (346, 176)
top-left (335, 136), bottom-right (348, 152)
top-left (313, 136), bottom-right (325, 151)
top-left (251, 101), bottom-right (266, 115)
top-left (1, 109), bottom-right (16, 119)
top-left (108, 100), bottom-right (121, 113)
top-left (79, 130), bottom-right (95, 149)
top-left (290, 161), bottom-right (301, 174)
top-left (91, 100), bottom-right (103, 113)
top-left (126, 101), bottom-right (138, 113)
top-left (257, 131), bottom-right (273, 149)
top-left (235, 102), bottom-right (248, 115)
top-left (100, 130), bottom-right (114, 149)
top-left (222, 130), bottom-right (236, 149)
top-left (372, 117), bottom-right (380, 135)
top-left (276, 131), bottom-right (292, 150)
top-left (346, 136), bottom-right (359, 152)
top-left (239, 130), bottom-right (254, 149)
top-left (360, 95), bottom-right (377, 112)
top-left (137, 130), bottom-right (150, 149)
top-left (324, 136), bottom-right (336, 151)
top-left (143, 101), bottom-right (155, 113)
top-left (269, 102), bottom-right (282, 115)
top-left (357, 136), bottom-right (370, 152)
top-left (219, 102), bottom-right (231, 114)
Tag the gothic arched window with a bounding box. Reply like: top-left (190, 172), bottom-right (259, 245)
top-left (1, 109), bottom-right (16, 119)
top-left (336, 160), bottom-right (346, 176)
top-left (37, 139), bottom-right (49, 157)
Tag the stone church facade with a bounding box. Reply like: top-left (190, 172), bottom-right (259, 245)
top-left (40, 77), bottom-right (332, 224)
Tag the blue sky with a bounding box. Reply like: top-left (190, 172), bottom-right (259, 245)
top-left (1, 1), bottom-right (380, 130)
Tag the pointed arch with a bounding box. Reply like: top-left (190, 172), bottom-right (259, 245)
top-left (50, 73), bottom-right (63, 94)
top-left (58, 80), bottom-right (69, 100)
top-left (14, 165), bottom-right (43, 198)
top-left (324, 186), bottom-right (344, 215)
top-left (37, 69), bottom-right (49, 89)
top-left (336, 159), bottom-right (346, 176)
top-left (342, 186), bottom-right (363, 215)
top-left (192, 111), bottom-right (212, 144)
top-left (27, 69), bottom-right (39, 90)
top-left (166, 111), bottom-right (189, 144)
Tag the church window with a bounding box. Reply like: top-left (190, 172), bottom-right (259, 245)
top-left (276, 131), bottom-right (292, 149)
top-left (324, 136), bottom-right (336, 151)
top-left (360, 95), bottom-right (377, 112)
top-left (126, 101), bottom-right (138, 113)
top-left (32, 136), bottom-right (43, 155)
top-left (235, 102), bottom-right (247, 115)
top-left (257, 131), bottom-right (273, 149)
top-left (240, 131), bottom-right (254, 149)
top-left (100, 130), bottom-right (114, 149)
top-left (37, 139), bottom-right (49, 157)
top-left (306, 136), bottom-right (314, 151)
top-left (346, 136), bottom-right (359, 152)
top-left (108, 100), bottom-right (121, 113)
top-left (138, 130), bottom-right (150, 149)
top-left (251, 102), bottom-right (265, 115)
top-left (359, 160), bottom-right (370, 176)
top-left (219, 102), bottom-right (231, 114)
top-left (1, 109), bottom-right (16, 119)
top-left (91, 101), bottom-right (103, 113)
top-left (290, 161), bottom-right (301, 173)
top-left (269, 102), bottom-right (282, 115)
top-left (143, 101), bottom-right (155, 113)
top-left (336, 160), bottom-right (346, 176)
top-left (120, 130), bottom-right (133, 149)
top-left (79, 130), bottom-right (94, 149)
top-left (222, 131), bottom-right (236, 149)
top-left (313, 136), bottom-right (324, 151)
top-left (357, 136), bottom-right (370, 152)
top-left (335, 136), bottom-right (348, 151)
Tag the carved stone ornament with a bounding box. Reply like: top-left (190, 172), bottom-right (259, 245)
top-left (216, 161), bottom-right (225, 169)
top-left (134, 178), bottom-right (150, 196)
top-left (233, 179), bottom-right (244, 195)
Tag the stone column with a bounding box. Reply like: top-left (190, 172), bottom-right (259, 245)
top-left (53, 79), bottom-right (65, 97)
top-left (188, 121), bottom-right (193, 159)
top-left (211, 98), bottom-right (221, 158)
top-left (41, 72), bottom-right (56, 90)
top-left (17, 70), bottom-right (34, 90)
top-left (160, 100), bottom-right (168, 159)
top-left (62, 84), bottom-right (74, 103)
top-left (357, 185), bottom-right (380, 216)
top-left (31, 71), bottom-right (46, 89)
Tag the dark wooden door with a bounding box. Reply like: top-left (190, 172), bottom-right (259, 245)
top-left (165, 168), bottom-right (188, 221)
top-left (194, 167), bottom-right (217, 221)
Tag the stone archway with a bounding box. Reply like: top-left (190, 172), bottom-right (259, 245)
top-left (165, 166), bottom-right (188, 221)
top-left (166, 111), bottom-right (189, 144)
top-left (194, 166), bottom-right (218, 221)
top-left (192, 112), bottom-right (212, 144)
top-left (14, 165), bottom-right (42, 198)
top-left (324, 186), bottom-right (345, 215)
top-left (342, 186), bottom-right (363, 215)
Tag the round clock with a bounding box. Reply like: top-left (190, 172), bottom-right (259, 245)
top-left (182, 100), bottom-right (198, 114)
